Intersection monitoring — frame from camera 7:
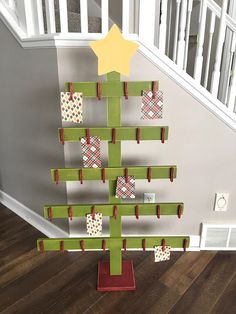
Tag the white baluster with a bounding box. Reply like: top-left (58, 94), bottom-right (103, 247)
top-left (183, 0), bottom-right (193, 71)
top-left (45, 0), bottom-right (56, 34)
top-left (59, 0), bottom-right (68, 33)
top-left (210, 0), bottom-right (229, 96)
top-left (173, 0), bottom-right (181, 63)
top-left (166, 0), bottom-right (172, 57)
top-left (159, 0), bottom-right (168, 54)
top-left (203, 12), bottom-right (215, 88)
top-left (36, 0), bottom-right (44, 35)
top-left (227, 34), bottom-right (236, 111)
top-left (23, 0), bottom-right (41, 36)
top-left (139, 0), bottom-right (156, 45)
top-left (122, 0), bottom-right (130, 35)
top-left (80, 0), bottom-right (88, 33)
top-left (193, 0), bottom-right (207, 82)
top-left (101, 0), bottom-right (109, 34)
top-left (177, 0), bottom-right (187, 68)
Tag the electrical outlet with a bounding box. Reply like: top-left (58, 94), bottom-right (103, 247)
top-left (214, 193), bottom-right (229, 211)
top-left (144, 193), bottom-right (156, 203)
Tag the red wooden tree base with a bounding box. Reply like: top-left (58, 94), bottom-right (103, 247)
top-left (97, 260), bottom-right (136, 292)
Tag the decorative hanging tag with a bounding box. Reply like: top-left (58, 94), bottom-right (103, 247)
top-left (124, 168), bottom-right (129, 183)
top-left (115, 176), bottom-right (135, 199)
top-left (86, 128), bottom-right (90, 144)
top-left (113, 206), bottom-right (118, 219)
top-left (135, 205), bottom-right (139, 220)
top-left (81, 136), bottom-right (101, 168)
top-left (55, 170), bottom-right (59, 185)
top-left (124, 82), bottom-right (128, 99)
top-left (79, 169), bottom-right (83, 184)
top-left (97, 82), bottom-right (102, 100)
top-left (68, 206), bottom-right (73, 221)
top-left (91, 206), bottom-right (96, 220)
top-left (183, 239), bottom-right (188, 252)
top-left (178, 205), bottom-right (183, 218)
top-left (60, 128), bottom-right (65, 145)
top-left (101, 168), bottom-right (106, 183)
top-left (123, 239), bottom-right (127, 255)
top-left (170, 167), bottom-right (174, 182)
top-left (112, 128), bottom-right (116, 144)
top-left (142, 239), bottom-right (146, 251)
top-left (80, 240), bottom-right (85, 254)
top-left (152, 81), bottom-right (157, 99)
top-left (60, 240), bottom-right (65, 254)
top-left (69, 82), bottom-right (73, 101)
top-left (156, 205), bottom-right (161, 219)
top-left (86, 212), bottom-right (103, 236)
top-left (48, 207), bottom-right (53, 223)
top-left (154, 245), bottom-right (171, 262)
top-left (136, 128), bottom-right (141, 144)
top-left (162, 239), bottom-right (166, 252)
top-left (60, 92), bottom-right (83, 123)
top-left (161, 127), bottom-right (165, 144)
top-left (39, 241), bottom-right (44, 254)
top-left (141, 90), bottom-right (163, 120)
top-left (147, 167), bottom-right (152, 182)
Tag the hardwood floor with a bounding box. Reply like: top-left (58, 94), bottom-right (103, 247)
top-left (0, 204), bottom-right (235, 314)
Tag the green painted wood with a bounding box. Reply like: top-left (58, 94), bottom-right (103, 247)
top-left (107, 72), bottom-right (122, 275)
top-left (43, 203), bottom-right (184, 218)
top-left (37, 236), bottom-right (190, 251)
top-left (58, 126), bottom-right (169, 142)
top-left (64, 80), bottom-right (160, 97)
top-left (50, 166), bottom-right (177, 182)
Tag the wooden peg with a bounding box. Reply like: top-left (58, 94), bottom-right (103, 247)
top-left (91, 206), bottom-right (96, 220)
top-left (136, 128), bottom-right (140, 144)
top-left (162, 239), bottom-right (166, 252)
top-left (48, 207), bottom-right (53, 223)
top-left (142, 239), bottom-right (146, 251)
top-left (60, 128), bottom-right (65, 145)
top-left (60, 240), bottom-right (65, 254)
top-left (170, 167), bottom-right (174, 182)
top-left (55, 169), bottom-right (59, 185)
top-left (79, 169), bottom-right (83, 184)
top-left (152, 81), bottom-right (156, 99)
top-left (80, 240), bottom-right (85, 255)
top-left (124, 81), bottom-right (128, 99)
top-left (113, 205), bottom-right (118, 219)
top-left (112, 128), bottom-right (116, 144)
top-left (39, 240), bottom-right (44, 254)
top-left (86, 128), bottom-right (90, 144)
top-left (135, 205), bottom-right (139, 220)
top-left (161, 127), bottom-right (165, 144)
top-left (69, 82), bottom-right (73, 101)
top-left (97, 82), bottom-right (101, 100)
top-left (177, 204), bottom-right (183, 219)
top-left (183, 239), bottom-right (188, 252)
top-left (123, 239), bottom-right (127, 255)
top-left (125, 168), bottom-right (129, 183)
top-left (68, 206), bottom-right (73, 221)
top-left (101, 168), bottom-right (106, 183)
top-left (102, 240), bottom-right (106, 254)
top-left (156, 205), bottom-right (161, 219)
top-left (147, 167), bottom-right (152, 182)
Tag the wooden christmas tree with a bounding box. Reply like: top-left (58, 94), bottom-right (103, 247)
top-left (37, 25), bottom-right (189, 291)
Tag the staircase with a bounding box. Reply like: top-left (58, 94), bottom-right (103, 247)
top-left (0, 0), bottom-right (236, 130)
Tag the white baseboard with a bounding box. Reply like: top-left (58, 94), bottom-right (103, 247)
top-left (0, 189), bottom-right (69, 238)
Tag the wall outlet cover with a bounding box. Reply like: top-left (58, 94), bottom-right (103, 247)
top-left (214, 193), bottom-right (229, 212)
top-left (144, 193), bottom-right (156, 203)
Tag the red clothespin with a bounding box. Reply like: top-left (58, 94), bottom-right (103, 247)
top-left (60, 240), bottom-right (65, 254)
top-left (79, 169), bottom-right (83, 184)
top-left (161, 127), bottom-right (165, 144)
top-left (60, 128), bottom-right (65, 145)
top-left (170, 167), bottom-right (174, 182)
top-left (156, 205), bottom-right (161, 219)
top-left (80, 240), bottom-right (85, 255)
top-left (147, 167), bottom-right (152, 182)
top-left (152, 81), bottom-right (157, 99)
top-left (125, 168), bottom-right (129, 183)
top-left (69, 82), bottom-right (74, 101)
top-left (142, 239), bottom-right (146, 252)
top-left (86, 128), bottom-right (90, 144)
top-left (135, 205), bottom-right (139, 220)
top-left (124, 82), bottom-right (128, 100)
top-left (101, 168), bottom-right (106, 183)
top-left (68, 206), bottom-right (73, 221)
top-left (183, 239), bottom-right (188, 252)
top-left (136, 128), bottom-right (140, 144)
top-left (123, 239), bottom-right (127, 255)
top-left (113, 205), bottom-right (118, 219)
top-left (102, 240), bottom-right (106, 254)
top-left (112, 128), bottom-right (116, 144)
top-left (39, 240), bottom-right (44, 254)
top-left (91, 206), bottom-right (96, 220)
top-left (48, 207), bottom-right (53, 223)
top-left (55, 169), bottom-right (59, 185)
top-left (97, 81), bottom-right (101, 100)
top-left (177, 204), bottom-right (183, 219)
top-left (162, 239), bottom-right (166, 252)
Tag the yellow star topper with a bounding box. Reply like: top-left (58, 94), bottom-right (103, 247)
top-left (90, 24), bottom-right (139, 76)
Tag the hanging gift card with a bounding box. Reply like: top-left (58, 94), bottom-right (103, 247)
top-left (141, 90), bottom-right (163, 119)
top-left (81, 136), bottom-right (101, 168)
top-left (60, 92), bottom-right (83, 123)
top-left (115, 176), bottom-right (135, 199)
top-left (86, 213), bottom-right (103, 236)
top-left (154, 245), bottom-right (171, 263)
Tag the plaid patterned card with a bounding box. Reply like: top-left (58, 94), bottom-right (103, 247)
top-left (115, 176), bottom-right (135, 199)
top-left (60, 92), bottom-right (83, 123)
top-left (154, 245), bottom-right (171, 262)
top-left (81, 136), bottom-right (101, 168)
top-left (141, 90), bottom-right (163, 119)
top-left (86, 213), bottom-right (103, 236)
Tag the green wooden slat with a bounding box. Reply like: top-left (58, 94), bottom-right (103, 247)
top-left (58, 126), bottom-right (169, 142)
top-left (43, 203), bottom-right (184, 218)
top-left (64, 80), bottom-right (159, 97)
top-left (37, 236), bottom-right (190, 251)
top-left (50, 166), bottom-right (177, 182)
